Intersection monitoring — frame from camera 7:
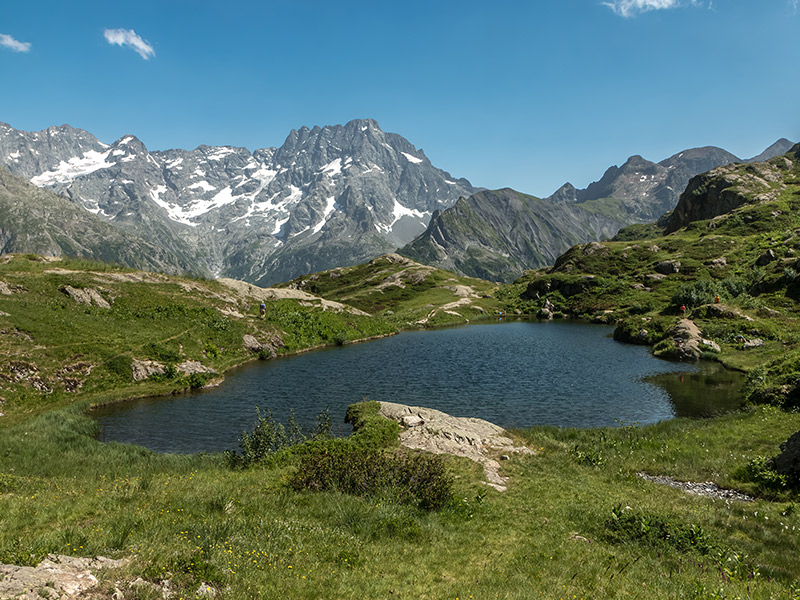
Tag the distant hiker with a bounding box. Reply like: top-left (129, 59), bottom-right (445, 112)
top-left (259, 301), bottom-right (266, 319)
top-left (714, 295), bottom-right (720, 304)
top-left (679, 304), bottom-right (686, 315)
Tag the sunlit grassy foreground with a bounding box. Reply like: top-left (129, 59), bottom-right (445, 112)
top-left (1, 398), bottom-right (799, 599)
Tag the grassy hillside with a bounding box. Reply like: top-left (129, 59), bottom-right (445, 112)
top-left (2, 153), bottom-right (800, 598)
top-left (500, 147), bottom-right (800, 402)
top-left (277, 253), bottom-right (501, 327)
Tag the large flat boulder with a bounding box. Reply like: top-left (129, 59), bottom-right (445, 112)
top-left (378, 401), bottom-right (533, 492)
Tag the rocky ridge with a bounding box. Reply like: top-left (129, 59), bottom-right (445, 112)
top-left (0, 119), bottom-right (474, 285)
top-left (401, 140), bottom-right (794, 282)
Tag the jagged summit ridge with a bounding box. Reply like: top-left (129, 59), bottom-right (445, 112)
top-left (0, 119), bottom-right (475, 284)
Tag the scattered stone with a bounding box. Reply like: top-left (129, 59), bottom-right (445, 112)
top-left (648, 245), bottom-right (660, 253)
top-left (197, 582), bottom-right (218, 597)
top-left (637, 472), bottom-right (754, 502)
top-left (500, 454), bottom-right (510, 461)
top-left (130, 359), bottom-right (165, 381)
top-left (0, 281), bottom-right (13, 295)
top-left (654, 260), bottom-right (681, 275)
top-left (0, 554), bottom-right (128, 600)
top-left (400, 415), bottom-right (425, 428)
top-left (645, 273), bottom-right (667, 282)
top-left (583, 242), bottom-right (610, 257)
top-left (743, 338), bottom-right (765, 349)
top-left (774, 430), bottom-right (800, 481)
top-left (568, 533), bottom-right (592, 543)
top-left (378, 401), bottom-right (534, 492)
top-left (61, 285), bottom-right (111, 308)
top-left (756, 249), bottom-right (777, 266)
top-left (242, 334), bottom-right (263, 353)
top-left (709, 257), bottom-right (728, 269)
top-left (176, 360), bottom-right (214, 376)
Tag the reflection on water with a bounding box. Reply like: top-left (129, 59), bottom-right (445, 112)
top-left (646, 362), bottom-right (746, 418)
top-left (93, 320), bottom-right (746, 454)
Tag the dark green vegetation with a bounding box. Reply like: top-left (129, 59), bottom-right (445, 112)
top-left (2, 149), bottom-right (800, 597)
top-left (500, 146), bottom-right (800, 407)
top-left (401, 188), bottom-right (627, 283)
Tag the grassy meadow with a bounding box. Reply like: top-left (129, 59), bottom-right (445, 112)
top-left (3, 150), bottom-right (800, 600)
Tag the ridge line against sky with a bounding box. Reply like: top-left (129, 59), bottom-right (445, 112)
top-left (1, 1), bottom-right (798, 197)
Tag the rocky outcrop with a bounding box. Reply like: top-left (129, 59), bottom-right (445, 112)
top-left (655, 319), bottom-right (720, 361)
top-left (654, 260), bottom-right (681, 275)
top-left (242, 331), bottom-right (285, 357)
top-left (0, 554), bottom-right (127, 599)
top-left (378, 401), bottom-right (533, 492)
top-left (666, 152), bottom-right (797, 233)
top-left (61, 285), bottom-right (110, 308)
top-left (130, 358), bottom-right (165, 381)
top-left (774, 430), bottom-right (800, 481)
top-left (0, 119), bottom-right (474, 285)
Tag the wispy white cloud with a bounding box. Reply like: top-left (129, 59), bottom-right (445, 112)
top-left (103, 28), bottom-right (155, 60)
top-left (603, 0), bottom-right (687, 18)
top-left (0, 33), bottom-right (31, 53)
top-left (791, 0), bottom-right (799, 13)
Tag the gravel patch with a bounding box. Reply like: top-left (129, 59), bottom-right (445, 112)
top-left (637, 472), bottom-right (755, 502)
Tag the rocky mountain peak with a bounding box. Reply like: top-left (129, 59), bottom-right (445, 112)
top-left (0, 119), bottom-right (474, 285)
top-left (747, 138), bottom-right (796, 163)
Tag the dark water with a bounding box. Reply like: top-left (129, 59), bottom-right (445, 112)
top-left (93, 320), bottom-right (746, 454)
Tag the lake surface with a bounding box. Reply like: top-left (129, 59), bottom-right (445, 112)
top-left (94, 320), bottom-right (745, 454)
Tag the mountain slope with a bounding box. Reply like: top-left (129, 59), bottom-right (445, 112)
top-left (502, 143), bottom-right (800, 378)
top-left (400, 189), bottom-right (626, 282)
top-left (0, 119), bottom-right (475, 284)
top-left (0, 166), bottom-right (197, 274)
top-left (401, 140), bottom-right (793, 282)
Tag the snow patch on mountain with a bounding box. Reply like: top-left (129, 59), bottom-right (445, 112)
top-left (401, 152), bottom-right (423, 164)
top-left (188, 181), bottom-right (216, 192)
top-left (30, 150), bottom-right (114, 186)
top-left (312, 196), bottom-right (337, 234)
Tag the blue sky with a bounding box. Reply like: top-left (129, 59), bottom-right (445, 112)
top-left (2, 0), bottom-right (798, 196)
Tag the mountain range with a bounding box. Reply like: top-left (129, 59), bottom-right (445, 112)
top-left (401, 138), bottom-right (795, 281)
top-left (0, 119), bottom-right (474, 284)
top-left (0, 118), bottom-right (793, 284)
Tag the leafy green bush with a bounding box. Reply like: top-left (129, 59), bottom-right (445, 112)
top-left (225, 407), bottom-right (335, 469)
top-left (671, 280), bottom-right (722, 308)
top-left (605, 504), bottom-right (719, 555)
top-left (289, 444), bottom-right (454, 510)
top-left (734, 455), bottom-right (788, 490)
top-left (224, 408), bottom-right (289, 469)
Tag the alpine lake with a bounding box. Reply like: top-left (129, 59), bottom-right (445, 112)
top-left (94, 320), bottom-right (746, 454)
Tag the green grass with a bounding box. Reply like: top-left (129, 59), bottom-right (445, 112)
top-left (1, 401), bottom-right (799, 599)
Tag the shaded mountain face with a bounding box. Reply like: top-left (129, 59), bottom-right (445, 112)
top-left (0, 166), bottom-right (195, 274)
top-left (401, 140), bottom-right (794, 282)
top-left (400, 188), bottom-right (629, 282)
top-left (0, 119), bottom-right (474, 285)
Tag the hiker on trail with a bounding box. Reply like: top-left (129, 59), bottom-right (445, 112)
top-left (680, 304), bottom-right (686, 315)
top-left (259, 301), bottom-right (266, 319)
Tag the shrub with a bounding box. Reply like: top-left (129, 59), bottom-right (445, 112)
top-left (104, 355), bottom-right (132, 380)
top-left (289, 444), bottom-right (454, 510)
top-left (224, 408), bottom-right (288, 469)
top-left (734, 455), bottom-right (788, 491)
top-left (671, 279), bottom-right (721, 308)
top-left (605, 504), bottom-right (719, 555)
